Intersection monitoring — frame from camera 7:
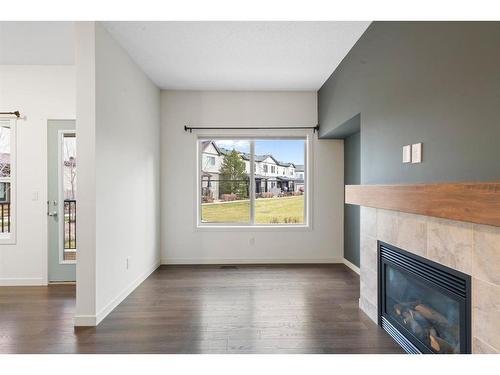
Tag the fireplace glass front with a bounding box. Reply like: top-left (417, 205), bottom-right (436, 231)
top-left (378, 242), bottom-right (471, 354)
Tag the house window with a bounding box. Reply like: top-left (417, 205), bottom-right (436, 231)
top-left (0, 119), bottom-right (15, 244)
top-left (198, 138), bottom-right (307, 226)
top-left (205, 155), bottom-right (216, 166)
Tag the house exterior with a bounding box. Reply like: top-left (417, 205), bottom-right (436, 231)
top-left (201, 141), bottom-right (303, 201)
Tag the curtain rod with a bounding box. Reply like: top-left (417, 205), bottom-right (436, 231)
top-left (184, 125), bottom-right (319, 133)
top-left (0, 111), bottom-right (21, 118)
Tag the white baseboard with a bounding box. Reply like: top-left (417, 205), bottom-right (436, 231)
top-left (73, 315), bottom-right (97, 326)
top-left (161, 257), bottom-right (343, 265)
top-left (0, 277), bottom-right (46, 286)
top-left (343, 258), bottom-right (360, 275)
top-left (74, 260), bottom-right (160, 327)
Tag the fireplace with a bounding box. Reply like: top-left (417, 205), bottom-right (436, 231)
top-left (378, 241), bottom-right (471, 354)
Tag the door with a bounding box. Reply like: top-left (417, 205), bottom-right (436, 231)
top-left (47, 120), bottom-right (76, 282)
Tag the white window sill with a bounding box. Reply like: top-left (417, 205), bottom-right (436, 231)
top-left (195, 224), bottom-right (312, 232)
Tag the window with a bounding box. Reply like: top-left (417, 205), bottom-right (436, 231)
top-left (0, 119), bottom-right (15, 243)
top-left (206, 155), bottom-right (215, 166)
top-left (61, 132), bottom-right (77, 261)
top-left (198, 138), bottom-right (307, 226)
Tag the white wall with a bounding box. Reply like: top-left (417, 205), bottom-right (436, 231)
top-left (161, 91), bottom-right (344, 264)
top-left (75, 22), bottom-right (161, 325)
top-left (0, 65), bottom-right (75, 285)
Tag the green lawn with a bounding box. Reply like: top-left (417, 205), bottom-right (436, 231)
top-left (201, 195), bottom-right (304, 224)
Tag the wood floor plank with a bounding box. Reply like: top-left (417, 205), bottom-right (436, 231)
top-left (0, 264), bottom-right (403, 354)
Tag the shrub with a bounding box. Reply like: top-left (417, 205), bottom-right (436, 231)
top-left (202, 196), bottom-right (214, 203)
top-left (284, 217), bottom-right (300, 224)
top-left (221, 193), bottom-right (238, 202)
top-left (259, 192), bottom-right (274, 199)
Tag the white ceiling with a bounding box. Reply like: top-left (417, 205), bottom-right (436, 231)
top-left (0, 22), bottom-right (74, 65)
top-left (0, 21), bottom-right (370, 91)
top-left (103, 21), bottom-right (370, 91)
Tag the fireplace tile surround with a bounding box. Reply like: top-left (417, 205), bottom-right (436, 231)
top-left (359, 206), bottom-right (500, 354)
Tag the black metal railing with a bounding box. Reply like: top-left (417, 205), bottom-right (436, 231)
top-left (64, 200), bottom-right (76, 250)
top-left (0, 202), bottom-right (10, 233)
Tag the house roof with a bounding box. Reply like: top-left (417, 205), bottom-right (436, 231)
top-left (206, 142), bottom-right (298, 167)
top-left (295, 164), bottom-right (305, 172)
top-left (201, 140), bottom-right (222, 155)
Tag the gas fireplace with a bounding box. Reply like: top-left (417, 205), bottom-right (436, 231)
top-left (378, 242), bottom-right (471, 354)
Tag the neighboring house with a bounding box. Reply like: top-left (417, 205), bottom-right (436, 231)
top-left (201, 141), bottom-right (302, 200)
top-left (294, 164), bottom-right (305, 193)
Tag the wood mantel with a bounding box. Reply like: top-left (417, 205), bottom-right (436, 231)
top-left (345, 182), bottom-right (500, 227)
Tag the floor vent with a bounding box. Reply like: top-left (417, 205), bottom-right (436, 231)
top-left (220, 265), bottom-right (238, 269)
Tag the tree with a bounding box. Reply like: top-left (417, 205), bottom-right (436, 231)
top-left (219, 150), bottom-right (248, 198)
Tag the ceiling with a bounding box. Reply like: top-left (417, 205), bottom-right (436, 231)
top-left (103, 21), bottom-right (370, 91)
top-left (0, 22), bottom-right (74, 65)
top-left (0, 21), bottom-right (370, 91)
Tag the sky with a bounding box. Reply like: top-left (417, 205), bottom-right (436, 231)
top-left (214, 139), bottom-right (304, 165)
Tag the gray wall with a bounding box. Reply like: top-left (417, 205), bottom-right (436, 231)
top-left (344, 132), bottom-right (360, 266)
top-left (319, 22), bottom-right (500, 184)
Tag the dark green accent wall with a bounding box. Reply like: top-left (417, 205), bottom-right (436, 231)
top-left (344, 132), bottom-right (360, 267)
top-left (319, 22), bottom-right (500, 184)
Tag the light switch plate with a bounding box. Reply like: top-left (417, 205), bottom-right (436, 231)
top-left (411, 143), bottom-right (422, 163)
top-left (402, 145), bottom-right (411, 163)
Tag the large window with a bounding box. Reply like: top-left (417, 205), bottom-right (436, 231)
top-left (0, 119), bottom-right (15, 243)
top-left (198, 137), bottom-right (307, 226)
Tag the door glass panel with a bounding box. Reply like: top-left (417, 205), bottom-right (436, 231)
top-left (62, 133), bottom-right (76, 260)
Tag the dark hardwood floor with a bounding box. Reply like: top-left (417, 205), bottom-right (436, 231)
top-left (0, 264), bottom-right (403, 354)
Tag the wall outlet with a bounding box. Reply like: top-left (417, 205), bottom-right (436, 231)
top-left (402, 145), bottom-right (411, 163)
top-left (126, 257), bottom-right (131, 270)
top-left (411, 143), bottom-right (422, 163)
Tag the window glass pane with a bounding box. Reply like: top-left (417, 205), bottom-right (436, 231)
top-left (63, 134), bottom-right (77, 200)
top-left (0, 182), bottom-right (11, 234)
top-left (200, 140), bottom-right (250, 223)
top-left (63, 134), bottom-right (77, 259)
top-left (254, 140), bottom-right (305, 224)
top-left (0, 125), bottom-right (11, 178)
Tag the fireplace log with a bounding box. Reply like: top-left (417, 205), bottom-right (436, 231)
top-left (415, 304), bottom-right (448, 325)
top-left (429, 331), bottom-right (456, 354)
top-left (394, 301), bottom-right (420, 316)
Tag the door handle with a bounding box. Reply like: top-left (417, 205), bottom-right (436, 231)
top-left (48, 211), bottom-right (58, 217)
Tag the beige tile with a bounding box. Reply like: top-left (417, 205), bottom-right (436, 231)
top-left (396, 212), bottom-right (427, 257)
top-left (360, 206), bottom-right (377, 239)
top-left (473, 224), bottom-right (500, 287)
top-left (360, 234), bottom-right (377, 273)
top-left (473, 278), bottom-right (500, 352)
top-left (359, 296), bottom-right (378, 324)
top-left (473, 337), bottom-right (499, 354)
top-left (360, 267), bottom-right (377, 307)
top-left (377, 209), bottom-right (399, 246)
top-left (427, 217), bottom-right (473, 274)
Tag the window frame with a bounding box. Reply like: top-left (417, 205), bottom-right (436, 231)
top-left (195, 132), bottom-right (312, 230)
top-left (0, 118), bottom-right (16, 245)
top-left (58, 129), bottom-right (77, 264)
